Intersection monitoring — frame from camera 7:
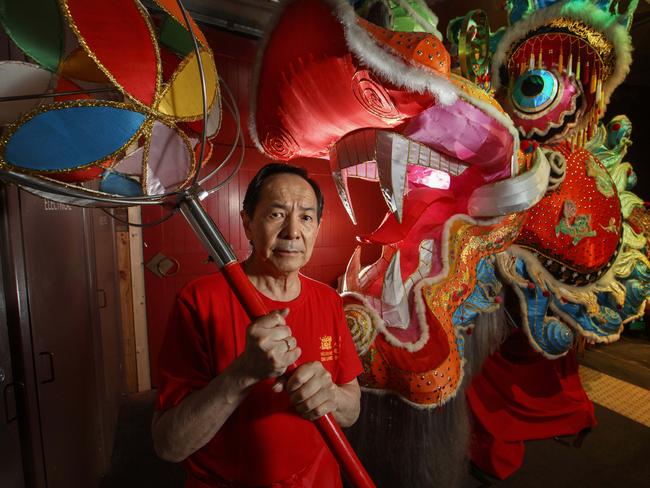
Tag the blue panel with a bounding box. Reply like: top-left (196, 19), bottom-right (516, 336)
top-left (4, 105), bottom-right (146, 171)
top-left (453, 258), bottom-right (500, 328)
top-left (515, 259), bottom-right (574, 356)
top-left (100, 171), bottom-right (143, 197)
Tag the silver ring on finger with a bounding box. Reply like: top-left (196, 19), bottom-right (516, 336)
top-left (283, 337), bottom-right (292, 352)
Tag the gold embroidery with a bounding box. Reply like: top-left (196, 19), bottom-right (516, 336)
top-left (320, 335), bottom-right (339, 362)
top-left (320, 335), bottom-right (332, 350)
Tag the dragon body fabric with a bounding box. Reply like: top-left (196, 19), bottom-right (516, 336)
top-left (250, 0), bottom-right (649, 485)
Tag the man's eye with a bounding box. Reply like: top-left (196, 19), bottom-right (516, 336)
top-left (302, 215), bottom-right (313, 222)
top-left (270, 212), bottom-right (284, 219)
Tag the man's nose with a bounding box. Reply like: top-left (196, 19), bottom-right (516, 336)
top-left (282, 215), bottom-right (301, 239)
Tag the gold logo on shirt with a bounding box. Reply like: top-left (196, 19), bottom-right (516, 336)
top-left (320, 335), bottom-right (339, 362)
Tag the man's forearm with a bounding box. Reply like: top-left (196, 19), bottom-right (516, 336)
top-left (152, 356), bottom-right (257, 462)
top-left (332, 380), bottom-right (361, 427)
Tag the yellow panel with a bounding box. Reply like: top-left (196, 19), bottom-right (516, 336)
top-left (156, 49), bottom-right (218, 120)
top-left (60, 47), bottom-right (110, 84)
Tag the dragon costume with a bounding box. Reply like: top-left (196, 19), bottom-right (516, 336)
top-left (250, 0), bottom-right (649, 485)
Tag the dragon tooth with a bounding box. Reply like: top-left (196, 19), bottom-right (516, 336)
top-left (381, 250), bottom-right (411, 328)
top-left (329, 145), bottom-right (357, 224)
top-left (382, 250), bottom-right (405, 306)
top-left (331, 168), bottom-right (357, 225)
top-left (340, 246), bottom-right (362, 293)
top-left (359, 245), bottom-right (396, 289)
top-left (375, 132), bottom-right (408, 223)
top-left (405, 239), bottom-right (435, 292)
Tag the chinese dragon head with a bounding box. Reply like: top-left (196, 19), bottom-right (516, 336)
top-left (250, 0), bottom-right (551, 409)
top-left (251, 0), bottom-right (649, 485)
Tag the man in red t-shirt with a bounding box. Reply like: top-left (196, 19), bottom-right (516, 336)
top-left (152, 163), bottom-right (363, 487)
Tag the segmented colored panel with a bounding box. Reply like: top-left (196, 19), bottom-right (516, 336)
top-left (2, 102), bottom-right (146, 171)
top-left (0, 0), bottom-right (63, 71)
top-left (62, 0), bottom-right (160, 106)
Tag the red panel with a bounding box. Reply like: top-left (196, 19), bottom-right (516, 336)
top-left (64, 0), bottom-right (160, 107)
top-left (142, 28), bottom-right (385, 387)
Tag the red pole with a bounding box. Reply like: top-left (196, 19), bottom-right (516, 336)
top-left (222, 262), bottom-right (375, 488)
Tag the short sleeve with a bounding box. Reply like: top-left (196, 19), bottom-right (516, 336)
top-left (155, 291), bottom-right (213, 411)
top-left (333, 296), bottom-right (363, 385)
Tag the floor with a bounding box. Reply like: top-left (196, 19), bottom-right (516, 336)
top-left (102, 333), bottom-right (650, 487)
top-left (466, 333), bottom-right (650, 488)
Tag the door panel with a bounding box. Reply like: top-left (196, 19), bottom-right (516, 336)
top-left (0, 260), bottom-right (25, 488)
top-left (90, 208), bottom-right (124, 472)
top-left (19, 191), bottom-right (104, 487)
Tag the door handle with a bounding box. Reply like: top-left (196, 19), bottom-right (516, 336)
top-left (98, 288), bottom-right (107, 308)
top-left (39, 351), bottom-right (55, 384)
top-left (3, 382), bottom-right (22, 424)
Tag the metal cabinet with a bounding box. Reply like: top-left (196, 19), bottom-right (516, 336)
top-left (0, 185), bottom-right (124, 487)
top-left (0, 261), bottom-right (25, 488)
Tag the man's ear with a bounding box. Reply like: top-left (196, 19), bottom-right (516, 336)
top-left (241, 210), bottom-right (253, 240)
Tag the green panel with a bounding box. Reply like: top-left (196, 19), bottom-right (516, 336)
top-left (0, 0), bottom-right (63, 72)
top-left (159, 15), bottom-right (194, 58)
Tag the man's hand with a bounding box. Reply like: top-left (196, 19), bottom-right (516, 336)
top-left (238, 308), bottom-right (302, 383)
top-left (285, 362), bottom-right (339, 421)
top-left (285, 362), bottom-right (361, 426)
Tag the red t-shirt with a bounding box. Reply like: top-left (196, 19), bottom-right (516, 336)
top-left (156, 271), bottom-right (363, 487)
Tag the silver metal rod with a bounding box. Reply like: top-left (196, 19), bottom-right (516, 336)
top-left (0, 169), bottom-right (163, 207)
top-left (178, 189), bottom-right (237, 268)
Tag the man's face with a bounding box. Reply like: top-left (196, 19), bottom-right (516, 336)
top-left (242, 173), bottom-right (321, 276)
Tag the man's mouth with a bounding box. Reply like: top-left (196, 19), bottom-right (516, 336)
top-left (273, 248), bottom-right (303, 254)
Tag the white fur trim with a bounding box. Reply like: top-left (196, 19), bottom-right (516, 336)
top-left (328, 0), bottom-right (458, 105)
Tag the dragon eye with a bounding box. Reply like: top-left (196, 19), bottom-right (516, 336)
top-left (510, 69), bottom-right (559, 114)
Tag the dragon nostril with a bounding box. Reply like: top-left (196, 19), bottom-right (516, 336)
top-left (521, 74), bottom-right (544, 97)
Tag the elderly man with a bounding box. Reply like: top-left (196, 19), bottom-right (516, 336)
top-left (152, 163), bottom-right (363, 488)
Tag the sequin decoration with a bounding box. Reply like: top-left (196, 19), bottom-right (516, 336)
top-left (357, 16), bottom-right (451, 77)
top-left (517, 146), bottom-right (621, 281)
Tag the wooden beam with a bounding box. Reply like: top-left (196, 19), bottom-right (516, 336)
top-left (128, 207), bottom-right (152, 392)
top-left (116, 230), bottom-right (139, 394)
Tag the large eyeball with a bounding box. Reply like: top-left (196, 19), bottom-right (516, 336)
top-left (503, 69), bottom-right (584, 143)
top-left (511, 69), bottom-right (559, 114)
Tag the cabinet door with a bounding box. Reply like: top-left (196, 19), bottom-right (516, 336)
top-left (19, 191), bottom-right (104, 488)
top-left (90, 208), bottom-right (124, 472)
top-left (0, 263), bottom-right (25, 488)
